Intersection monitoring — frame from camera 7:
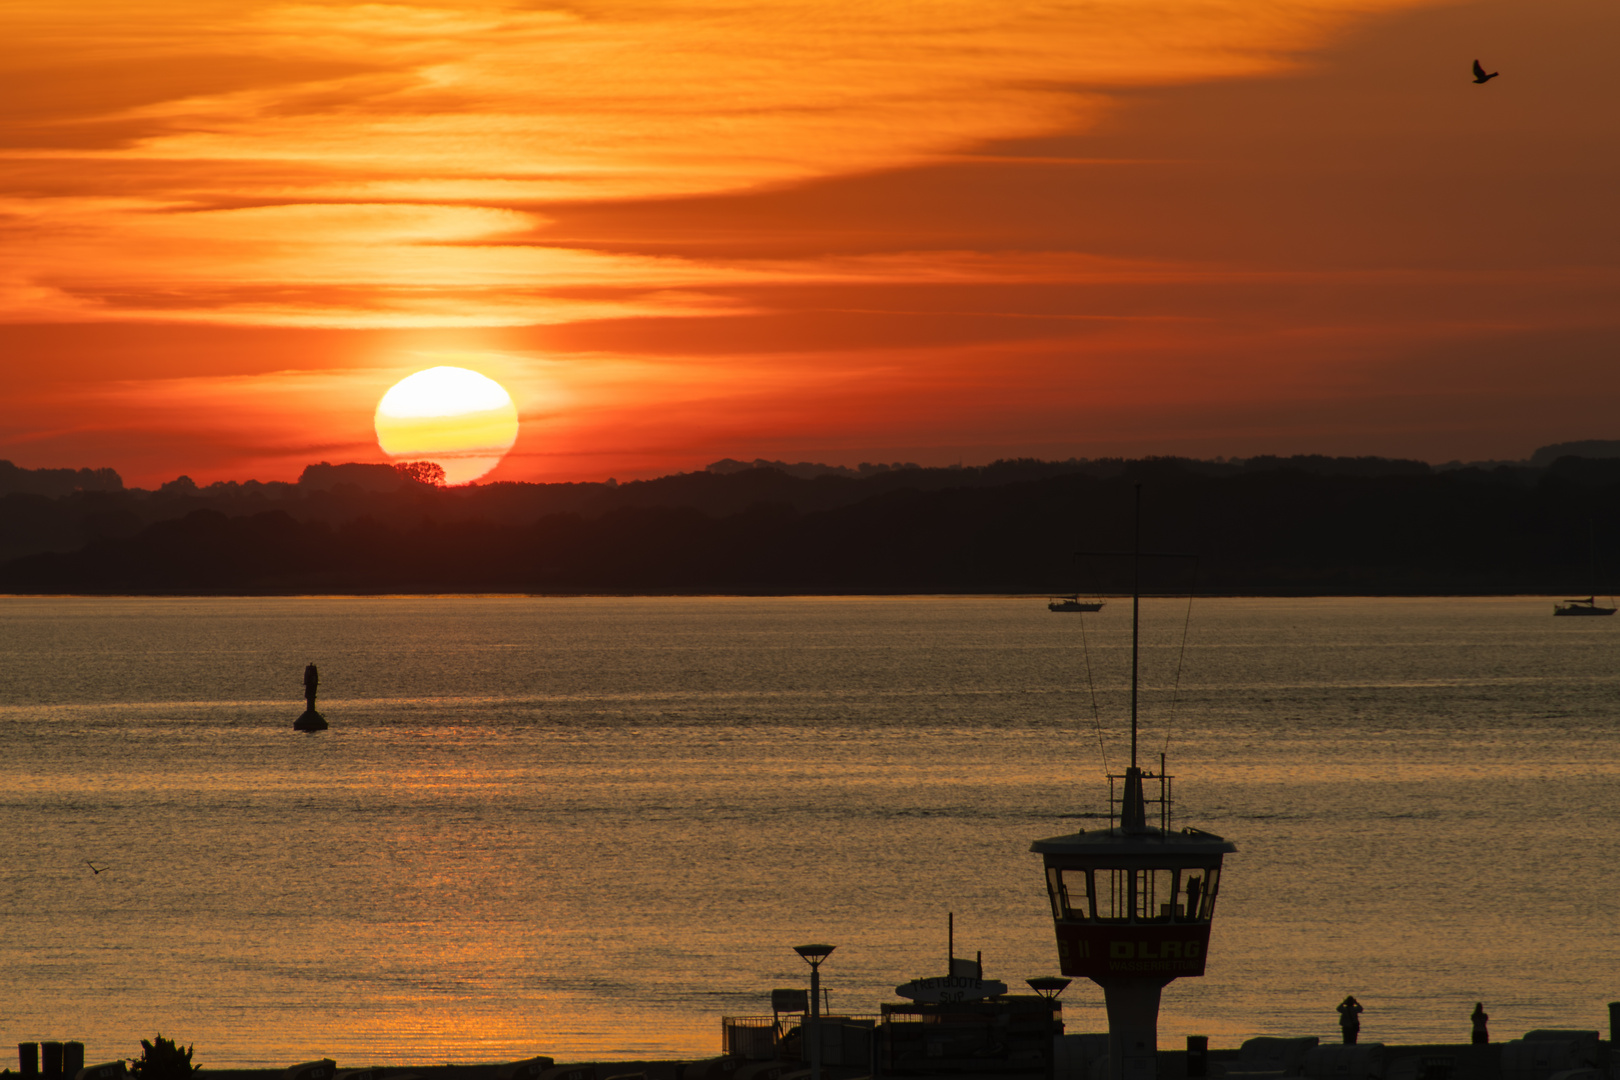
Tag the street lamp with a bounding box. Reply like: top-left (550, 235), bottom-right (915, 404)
top-left (795, 945), bottom-right (836, 1080)
top-left (1028, 977), bottom-right (1072, 1080)
top-left (1028, 977), bottom-right (1072, 999)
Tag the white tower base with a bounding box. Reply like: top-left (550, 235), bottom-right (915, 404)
top-left (1099, 977), bottom-right (1171, 1080)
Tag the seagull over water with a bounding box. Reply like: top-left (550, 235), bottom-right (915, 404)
top-left (86, 861), bottom-right (110, 875)
top-left (1473, 59), bottom-right (1500, 83)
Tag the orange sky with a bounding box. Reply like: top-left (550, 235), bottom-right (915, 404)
top-left (3, 0), bottom-right (1618, 486)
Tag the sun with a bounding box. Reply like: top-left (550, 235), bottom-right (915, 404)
top-left (374, 367), bottom-right (519, 485)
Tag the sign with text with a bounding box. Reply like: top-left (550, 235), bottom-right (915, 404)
top-left (894, 975), bottom-right (1009, 1003)
top-left (771, 988), bottom-right (809, 1013)
top-left (1052, 924), bottom-right (1214, 978)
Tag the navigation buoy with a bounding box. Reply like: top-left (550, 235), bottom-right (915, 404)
top-left (294, 662), bottom-right (328, 731)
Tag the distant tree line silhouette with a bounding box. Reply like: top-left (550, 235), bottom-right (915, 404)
top-left (4, 453), bottom-right (1620, 594)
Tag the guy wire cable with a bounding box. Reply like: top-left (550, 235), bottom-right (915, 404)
top-left (1162, 555), bottom-right (1199, 756)
top-left (1077, 601), bottom-right (1110, 776)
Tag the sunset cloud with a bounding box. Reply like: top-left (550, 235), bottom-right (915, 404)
top-left (2, 0), bottom-right (1441, 330)
top-left (4, 0), bottom-right (1619, 484)
top-left (10, 0), bottom-right (1423, 193)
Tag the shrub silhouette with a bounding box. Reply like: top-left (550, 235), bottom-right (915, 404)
top-left (394, 460), bottom-right (446, 486)
top-left (129, 1035), bottom-right (199, 1080)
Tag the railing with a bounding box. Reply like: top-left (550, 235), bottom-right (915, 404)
top-left (721, 1016), bottom-right (782, 1060)
top-left (721, 1015), bottom-right (885, 1063)
top-left (1107, 763), bottom-right (1173, 831)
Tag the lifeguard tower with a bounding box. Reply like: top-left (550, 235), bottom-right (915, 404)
top-left (1030, 487), bottom-right (1236, 1080)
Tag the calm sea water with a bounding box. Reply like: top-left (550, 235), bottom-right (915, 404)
top-left (1, 596), bottom-right (1617, 1068)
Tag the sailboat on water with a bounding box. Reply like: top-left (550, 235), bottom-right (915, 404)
top-left (1553, 522), bottom-right (1616, 615)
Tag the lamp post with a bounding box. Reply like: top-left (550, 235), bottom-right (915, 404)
top-left (1028, 977), bottom-right (1072, 1080)
top-left (795, 944), bottom-right (836, 1080)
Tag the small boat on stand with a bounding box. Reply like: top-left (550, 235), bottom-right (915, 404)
top-left (1553, 596), bottom-right (1616, 616)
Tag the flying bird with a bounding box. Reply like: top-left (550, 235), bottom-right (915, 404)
top-left (86, 861), bottom-right (110, 875)
top-left (1473, 60), bottom-right (1499, 83)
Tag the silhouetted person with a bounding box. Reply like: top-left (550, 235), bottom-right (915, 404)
top-left (1185, 875), bottom-right (1202, 920)
top-left (304, 663), bottom-right (319, 710)
top-left (1473, 60), bottom-right (1499, 83)
top-left (1338, 996), bottom-right (1363, 1044)
top-left (1471, 1003), bottom-right (1489, 1045)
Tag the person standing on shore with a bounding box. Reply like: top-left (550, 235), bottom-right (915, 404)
top-left (1338, 996), bottom-right (1363, 1045)
top-left (1471, 1003), bottom-right (1489, 1045)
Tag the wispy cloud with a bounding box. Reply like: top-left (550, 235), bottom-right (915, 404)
top-left (2, 0), bottom-right (1438, 328)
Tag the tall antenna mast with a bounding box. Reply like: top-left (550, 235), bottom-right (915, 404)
top-left (1071, 484), bottom-right (1195, 830)
top-left (1130, 483), bottom-right (1141, 770)
top-left (1031, 479), bottom-right (1234, 1080)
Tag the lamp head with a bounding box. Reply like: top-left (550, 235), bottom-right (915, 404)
top-left (1026, 976), bottom-right (1072, 1000)
top-left (794, 943), bottom-right (836, 966)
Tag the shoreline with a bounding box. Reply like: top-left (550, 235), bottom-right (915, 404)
top-left (0, 592), bottom-right (1601, 600)
top-left (24, 1039), bottom-right (1597, 1080)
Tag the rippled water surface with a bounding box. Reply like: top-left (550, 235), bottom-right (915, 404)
top-left (1, 596), bottom-right (1617, 1066)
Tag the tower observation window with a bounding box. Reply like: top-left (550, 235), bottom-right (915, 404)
top-left (1047, 866), bottom-right (1094, 921)
top-left (1183, 867), bottom-right (1219, 922)
top-left (1046, 866), bottom-right (1221, 923)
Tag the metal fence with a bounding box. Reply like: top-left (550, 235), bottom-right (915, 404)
top-left (721, 1015), bottom-right (885, 1065)
top-left (722, 1016), bottom-right (783, 1061)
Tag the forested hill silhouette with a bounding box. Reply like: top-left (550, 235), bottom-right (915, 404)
top-left (4, 452), bottom-right (1620, 594)
top-left (0, 460), bottom-right (124, 499)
